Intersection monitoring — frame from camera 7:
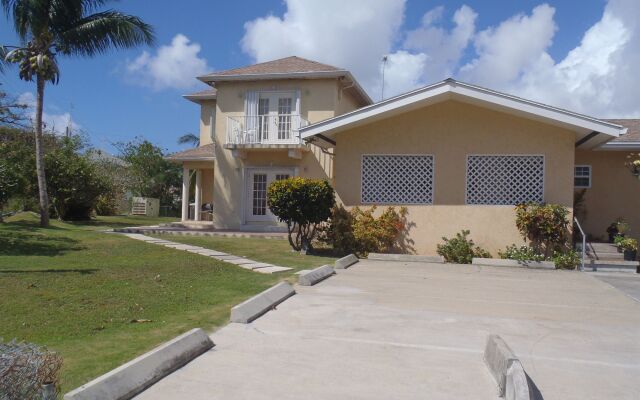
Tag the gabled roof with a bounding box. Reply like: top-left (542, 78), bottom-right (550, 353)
top-left (301, 79), bottom-right (627, 150)
top-left (197, 56), bottom-right (372, 105)
top-left (183, 88), bottom-right (217, 104)
top-left (167, 143), bottom-right (215, 162)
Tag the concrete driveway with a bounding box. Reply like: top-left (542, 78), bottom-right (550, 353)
top-left (135, 260), bottom-right (640, 400)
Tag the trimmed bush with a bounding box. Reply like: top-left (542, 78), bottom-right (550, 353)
top-left (267, 177), bottom-right (335, 252)
top-left (437, 230), bottom-right (491, 264)
top-left (552, 250), bottom-right (581, 270)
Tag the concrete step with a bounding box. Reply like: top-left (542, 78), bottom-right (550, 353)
top-left (585, 260), bottom-right (639, 273)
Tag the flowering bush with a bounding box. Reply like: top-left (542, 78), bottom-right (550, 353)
top-left (552, 250), bottom-right (581, 270)
top-left (498, 244), bottom-right (545, 262)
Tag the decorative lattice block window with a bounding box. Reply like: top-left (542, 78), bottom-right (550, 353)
top-left (466, 155), bottom-right (544, 205)
top-left (574, 165), bottom-right (591, 188)
top-left (362, 155), bottom-right (434, 204)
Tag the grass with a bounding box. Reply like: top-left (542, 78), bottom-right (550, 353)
top-left (0, 213), bottom-right (290, 393)
top-left (151, 234), bottom-right (339, 272)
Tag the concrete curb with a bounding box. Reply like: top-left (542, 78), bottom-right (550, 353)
top-left (230, 282), bottom-right (295, 323)
top-left (483, 335), bottom-right (531, 399)
top-left (64, 328), bottom-right (214, 400)
top-left (367, 253), bottom-right (445, 263)
top-left (298, 265), bottom-right (335, 286)
top-left (334, 254), bottom-right (359, 269)
top-left (473, 258), bottom-right (555, 270)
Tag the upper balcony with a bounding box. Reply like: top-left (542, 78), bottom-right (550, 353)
top-left (225, 114), bottom-right (309, 149)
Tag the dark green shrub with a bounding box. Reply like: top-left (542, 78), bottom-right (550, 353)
top-left (437, 230), bottom-right (491, 264)
top-left (267, 177), bottom-right (335, 251)
top-left (498, 244), bottom-right (545, 262)
top-left (321, 205), bottom-right (356, 255)
top-left (515, 203), bottom-right (570, 257)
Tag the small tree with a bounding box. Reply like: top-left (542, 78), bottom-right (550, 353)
top-left (0, 158), bottom-right (17, 221)
top-left (515, 203), bottom-right (570, 257)
top-left (267, 177), bottom-right (335, 252)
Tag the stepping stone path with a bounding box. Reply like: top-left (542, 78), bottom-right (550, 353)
top-left (120, 233), bottom-right (292, 274)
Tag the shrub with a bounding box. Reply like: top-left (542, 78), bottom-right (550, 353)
top-left (617, 237), bottom-right (638, 252)
top-left (437, 230), bottom-right (491, 264)
top-left (351, 206), bottom-right (407, 256)
top-left (0, 340), bottom-right (63, 400)
top-left (515, 203), bottom-right (570, 257)
top-left (267, 177), bottom-right (335, 251)
top-left (553, 250), bottom-right (581, 270)
top-left (498, 244), bottom-right (545, 262)
top-left (321, 205), bottom-right (356, 255)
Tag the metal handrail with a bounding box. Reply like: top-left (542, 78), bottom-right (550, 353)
top-left (226, 114), bottom-right (308, 145)
top-left (574, 217), bottom-right (586, 271)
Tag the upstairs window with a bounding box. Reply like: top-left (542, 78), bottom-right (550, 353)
top-left (466, 155), bottom-right (544, 205)
top-left (361, 155), bottom-right (434, 204)
top-left (574, 165), bottom-right (591, 188)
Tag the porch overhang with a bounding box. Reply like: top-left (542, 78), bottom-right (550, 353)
top-left (166, 143), bottom-right (216, 164)
top-left (301, 79), bottom-right (627, 150)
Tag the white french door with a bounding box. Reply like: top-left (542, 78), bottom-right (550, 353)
top-left (245, 168), bottom-right (295, 222)
top-left (257, 92), bottom-right (296, 143)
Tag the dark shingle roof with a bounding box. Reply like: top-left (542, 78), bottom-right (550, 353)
top-left (603, 119), bottom-right (640, 142)
top-left (167, 143), bottom-right (215, 161)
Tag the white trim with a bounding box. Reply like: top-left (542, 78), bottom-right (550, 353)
top-left (243, 167), bottom-right (296, 223)
top-left (464, 154), bottom-right (546, 205)
top-left (598, 141), bottom-right (640, 151)
top-left (574, 165), bottom-right (592, 189)
top-left (300, 79), bottom-right (626, 142)
top-left (360, 153), bottom-right (435, 205)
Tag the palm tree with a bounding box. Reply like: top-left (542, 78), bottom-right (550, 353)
top-left (1, 0), bottom-right (154, 227)
top-left (177, 132), bottom-right (200, 147)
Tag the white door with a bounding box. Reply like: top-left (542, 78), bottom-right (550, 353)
top-left (257, 93), bottom-right (295, 143)
top-left (246, 169), bottom-right (294, 222)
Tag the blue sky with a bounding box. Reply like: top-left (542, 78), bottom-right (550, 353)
top-left (1, 0), bottom-right (635, 154)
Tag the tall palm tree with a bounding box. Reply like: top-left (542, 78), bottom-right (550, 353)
top-left (1, 0), bottom-right (154, 227)
top-left (177, 132), bottom-right (199, 147)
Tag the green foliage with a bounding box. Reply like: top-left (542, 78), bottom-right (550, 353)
top-left (552, 250), bottom-right (581, 270)
top-left (0, 158), bottom-right (17, 218)
top-left (45, 137), bottom-right (108, 220)
top-left (115, 138), bottom-right (182, 209)
top-left (437, 230), bottom-right (491, 264)
top-left (350, 206), bottom-right (408, 256)
top-left (616, 237), bottom-right (638, 252)
top-left (321, 205), bottom-right (357, 255)
top-left (613, 234), bottom-right (625, 246)
top-left (499, 244), bottom-right (545, 262)
top-left (515, 203), bottom-right (570, 257)
top-left (267, 177), bottom-right (335, 251)
top-left (616, 220), bottom-right (630, 235)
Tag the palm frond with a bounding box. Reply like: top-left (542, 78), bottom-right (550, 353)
top-left (58, 10), bottom-right (155, 56)
top-left (177, 133), bottom-right (200, 147)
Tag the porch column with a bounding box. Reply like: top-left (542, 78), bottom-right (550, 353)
top-left (194, 170), bottom-right (202, 221)
top-left (181, 167), bottom-right (190, 222)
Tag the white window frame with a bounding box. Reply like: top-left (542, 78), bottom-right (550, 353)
top-left (360, 154), bottom-right (435, 205)
top-left (465, 154), bottom-right (545, 205)
top-left (241, 166), bottom-right (298, 225)
top-left (574, 165), bottom-right (592, 188)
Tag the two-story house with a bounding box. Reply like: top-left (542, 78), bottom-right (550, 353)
top-left (170, 56), bottom-right (639, 256)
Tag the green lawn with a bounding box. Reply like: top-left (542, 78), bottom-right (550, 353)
top-left (152, 234), bottom-right (338, 272)
top-left (0, 213), bottom-right (291, 393)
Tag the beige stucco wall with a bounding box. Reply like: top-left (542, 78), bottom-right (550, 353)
top-left (203, 78), bottom-right (362, 228)
top-left (575, 150), bottom-right (640, 241)
top-left (334, 100), bottom-right (576, 255)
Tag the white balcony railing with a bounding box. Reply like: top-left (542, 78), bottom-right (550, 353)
top-left (226, 114), bottom-right (308, 146)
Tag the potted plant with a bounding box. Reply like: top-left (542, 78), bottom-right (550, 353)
top-left (625, 152), bottom-right (640, 179)
top-left (617, 237), bottom-right (638, 261)
top-left (606, 222), bottom-right (619, 243)
top-left (613, 234), bottom-right (625, 252)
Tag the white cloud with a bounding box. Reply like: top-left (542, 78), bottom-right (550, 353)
top-left (126, 34), bottom-right (210, 90)
top-left (17, 92), bottom-right (81, 134)
top-left (241, 0), bottom-right (406, 99)
top-left (240, 0), bottom-right (640, 116)
top-left (404, 5), bottom-right (477, 82)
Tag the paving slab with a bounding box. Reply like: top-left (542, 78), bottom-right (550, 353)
top-left (136, 259), bottom-right (640, 400)
top-left (254, 266), bottom-right (293, 274)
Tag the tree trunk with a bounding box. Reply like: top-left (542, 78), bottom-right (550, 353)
top-left (34, 74), bottom-right (49, 227)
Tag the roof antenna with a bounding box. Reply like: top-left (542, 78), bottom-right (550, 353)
top-left (381, 55), bottom-right (388, 101)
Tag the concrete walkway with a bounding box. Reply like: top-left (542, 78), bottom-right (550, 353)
top-left (134, 260), bottom-right (640, 399)
top-left (120, 233), bottom-right (292, 274)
